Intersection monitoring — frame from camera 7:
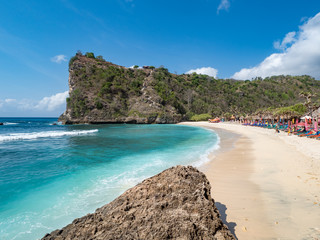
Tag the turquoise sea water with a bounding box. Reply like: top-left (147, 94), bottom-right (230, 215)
top-left (0, 118), bottom-right (219, 240)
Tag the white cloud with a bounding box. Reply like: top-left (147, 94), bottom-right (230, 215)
top-left (51, 54), bottom-right (67, 63)
top-left (232, 12), bottom-right (320, 80)
top-left (4, 98), bottom-right (16, 103)
top-left (0, 98), bottom-right (16, 109)
top-left (273, 31), bottom-right (296, 50)
top-left (0, 91), bottom-right (69, 115)
top-left (186, 67), bottom-right (218, 78)
top-left (16, 99), bottom-right (34, 110)
top-left (129, 65), bottom-right (141, 69)
top-left (35, 91), bottom-right (69, 111)
top-left (217, 0), bottom-right (230, 14)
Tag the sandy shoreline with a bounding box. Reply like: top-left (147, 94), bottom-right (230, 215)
top-left (180, 122), bottom-right (320, 240)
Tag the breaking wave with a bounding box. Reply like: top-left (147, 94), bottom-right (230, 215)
top-left (0, 129), bottom-right (98, 142)
top-left (3, 122), bottom-right (18, 125)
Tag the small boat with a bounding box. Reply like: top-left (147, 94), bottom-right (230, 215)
top-left (0, 122), bottom-right (3, 125)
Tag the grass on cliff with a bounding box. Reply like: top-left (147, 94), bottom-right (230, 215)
top-left (66, 53), bottom-right (320, 120)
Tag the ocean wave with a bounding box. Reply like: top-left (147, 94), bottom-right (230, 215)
top-left (192, 130), bottom-right (221, 168)
top-left (0, 129), bottom-right (98, 142)
top-left (3, 122), bottom-right (19, 125)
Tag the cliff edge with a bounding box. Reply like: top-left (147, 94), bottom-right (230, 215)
top-left (59, 52), bottom-right (320, 124)
top-left (42, 166), bottom-right (235, 240)
top-left (59, 53), bottom-right (184, 124)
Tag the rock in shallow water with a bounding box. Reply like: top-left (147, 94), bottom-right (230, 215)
top-left (42, 165), bottom-right (235, 240)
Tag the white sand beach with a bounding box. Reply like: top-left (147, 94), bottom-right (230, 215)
top-left (180, 122), bottom-right (320, 240)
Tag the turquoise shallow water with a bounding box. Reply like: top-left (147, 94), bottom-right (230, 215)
top-left (0, 118), bottom-right (219, 240)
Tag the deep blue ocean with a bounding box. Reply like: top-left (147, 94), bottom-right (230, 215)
top-left (0, 118), bottom-right (219, 240)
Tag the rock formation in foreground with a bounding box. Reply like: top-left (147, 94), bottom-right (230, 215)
top-left (42, 166), bottom-right (235, 240)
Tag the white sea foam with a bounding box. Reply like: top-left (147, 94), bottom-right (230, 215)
top-left (0, 129), bottom-right (98, 142)
top-left (192, 130), bottom-right (221, 168)
top-left (3, 122), bottom-right (18, 125)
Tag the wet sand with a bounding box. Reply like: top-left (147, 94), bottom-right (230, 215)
top-left (180, 122), bottom-right (320, 240)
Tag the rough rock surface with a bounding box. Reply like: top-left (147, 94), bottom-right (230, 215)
top-left (59, 54), bottom-right (183, 124)
top-left (42, 166), bottom-right (235, 240)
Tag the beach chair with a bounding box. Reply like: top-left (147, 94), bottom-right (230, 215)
top-left (292, 129), bottom-right (303, 135)
top-left (307, 131), bottom-right (320, 138)
top-left (293, 130), bottom-right (305, 135)
top-left (298, 130), bottom-right (315, 137)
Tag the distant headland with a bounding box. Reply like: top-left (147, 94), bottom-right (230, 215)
top-left (59, 51), bottom-right (320, 124)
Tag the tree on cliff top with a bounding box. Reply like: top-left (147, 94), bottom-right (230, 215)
top-left (85, 52), bottom-right (95, 58)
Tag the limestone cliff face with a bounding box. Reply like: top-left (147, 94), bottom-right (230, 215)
top-left (59, 54), bottom-right (183, 124)
top-left (42, 166), bottom-right (235, 240)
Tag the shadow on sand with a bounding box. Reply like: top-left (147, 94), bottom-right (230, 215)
top-left (215, 202), bottom-right (238, 239)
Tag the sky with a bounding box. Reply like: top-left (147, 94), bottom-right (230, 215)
top-left (1, 0), bottom-right (320, 117)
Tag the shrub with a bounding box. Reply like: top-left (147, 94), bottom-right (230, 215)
top-left (100, 82), bottom-right (113, 95)
top-left (185, 111), bottom-right (194, 120)
top-left (66, 97), bottom-right (71, 107)
top-left (96, 55), bottom-right (104, 61)
top-left (190, 113), bottom-right (212, 121)
top-left (85, 52), bottom-right (95, 58)
top-left (95, 99), bottom-right (103, 109)
top-left (133, 65), bottom-right (139, 69)
top-left (69, 56), bottom-right (78, 67)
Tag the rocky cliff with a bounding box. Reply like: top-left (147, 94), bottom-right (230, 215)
top-left (59, 53), bottom-right (183, 124)
top-left (42, 166), bottom-right (235, 240)
top-left (59, 52), bottom-right (320, 124)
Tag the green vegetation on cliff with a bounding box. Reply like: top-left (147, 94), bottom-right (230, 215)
top-left (60, 52), bottom-right (320, 124)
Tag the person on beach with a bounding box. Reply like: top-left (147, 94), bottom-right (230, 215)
top-left (275, 126), bottom-right (280, 133)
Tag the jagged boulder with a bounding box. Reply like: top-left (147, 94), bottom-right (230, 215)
top-left (42, 166), bottom-right (235, 240)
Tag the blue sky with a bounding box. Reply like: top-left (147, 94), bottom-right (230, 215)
top-left (1, 0), bottom-right (320, 117)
